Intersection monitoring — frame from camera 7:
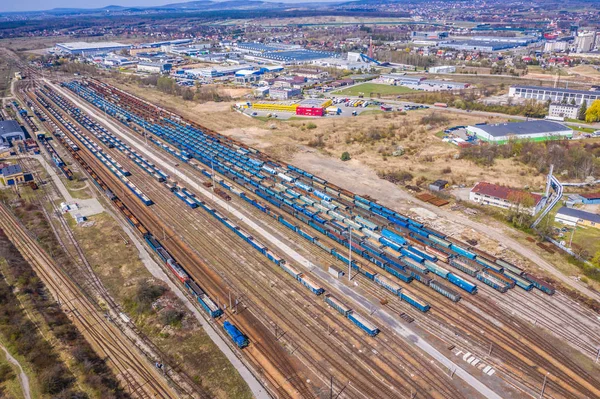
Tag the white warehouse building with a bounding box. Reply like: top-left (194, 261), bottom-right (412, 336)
top-left (467, 120), bottom-right (573, 144)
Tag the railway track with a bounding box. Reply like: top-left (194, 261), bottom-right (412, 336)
top-left (41, 78), bottom-right (593, 399)
top-left (36, 85), bottom-right (468, 399)
top-left (0, 203), bottom-right (177, 399)
top-left (27, 87), bottom-right (307, 399)
top-left (31, 77), bottom-right (482, 397)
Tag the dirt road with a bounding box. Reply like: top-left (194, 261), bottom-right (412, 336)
top-left (1, 344), bottom-right (31, 399)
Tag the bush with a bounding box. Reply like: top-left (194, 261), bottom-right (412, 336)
top-left (0, 364), bottom-right (15, 383)
top-left (306, 122), bottom-right (317, 129)
top-left (134, 281), bottom-right (166, 314)
top-left (377, 170), bottom-right (413, 184)
top-left (159, 309), bottom-right (184, 326)
top-left (341, 152), bottom-right (351, 161)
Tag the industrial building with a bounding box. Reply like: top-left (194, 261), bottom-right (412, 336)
top-left (428, 65), bottom-right (456, 74)
top-left (580, 192), bottom-right (600, 205)
top-left (55, 41), bottom-right (131, 56)
top-left (467, 121), bottom-right (572, 144)
top-left (438, 40), bottom-right (529, 52)
top-left (470, 182), bottom-right (543, 215)
top-left (544, 41), bottom-right (569, 53)
top-left (234, 69), bottom-right (262, 84)
top-left (137, 62), bottom-right (172, 74)
top-left (0, 164), bottom-right (28, 186)
top-left (509, 85), bottom-right (600, 106)
top-left (411, 31), bottom-right (449, 40)
top-left (185, 64), bottom-right (257, 79)
top-left (251, 102), bottom-right (299, 113)
top-left (574, 31), bottom-right (597, 53)
top-left (269, 88), bottom-right (301, 100)
top-left (0, 120), bottom-right (25, 144)
top-left (236, 43), bottom-right (339, 65)
top-left (555, 207), bottom-right (600, 229)
top-left (293, 69), bottom-right (329, 79)
top-left (295, 99), bottom-right (333, 117)
top-left (548, 103), bottom-right (580, 120)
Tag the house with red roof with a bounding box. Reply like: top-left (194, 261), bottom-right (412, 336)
top-left (469, 182), bottom-right (544, 215)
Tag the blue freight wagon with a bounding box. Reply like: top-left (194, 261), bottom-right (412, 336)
top-left (381, 228), bottom-right (407, 246)
top-left (476, 272), bottom-right (508, 293)
top-left (384, 263), bottom-right (414, 283)
top-left (223, 321), bottom-right (249, 349)
top-left (424, 260), bottom-right (449, 278)
top-left (324, 294), bottom-right (351, 316)
top-left (400, 291), bottom-right (430, 312)
top-left (447, 273), bottom-right (477, 294)
top-left (374, 274), bottom-right (402, 296)
top-left (298, 274), bottom-right (325, 295)
top-left (450, 244), bottom-right (477, 260)
top-left (185, 280), bottom-right (223, 318)
top-left (348, 311), bottom-right (380, 337)
top-left (475, 256), bottom-right (503, 273)
top-left (504, 270), bottom-right (533, 291)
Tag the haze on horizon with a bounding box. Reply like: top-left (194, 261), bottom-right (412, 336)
top-left (1, 0), bottom-right (311, 13)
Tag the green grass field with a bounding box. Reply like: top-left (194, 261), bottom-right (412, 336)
top-left (567, 124), bottom-right (597, 134)
top-left (333, 83), bottom-right (415, 97)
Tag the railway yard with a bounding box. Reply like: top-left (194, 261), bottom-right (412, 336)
top-left (8, 72), bottom-right (600, 399)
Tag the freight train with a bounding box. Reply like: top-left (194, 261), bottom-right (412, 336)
top-left (63, 80), bottom-right (556, 300)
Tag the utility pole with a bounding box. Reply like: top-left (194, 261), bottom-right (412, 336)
top-left (329, 376), bottom-right (333, 399)
top-left (488, 342), bottom-right (493, 356)
top-left (539, 373), bottom-right (549, 399)
top-left (569, 227), bottom-right (576, 248)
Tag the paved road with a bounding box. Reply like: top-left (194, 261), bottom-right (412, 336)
top-left (328, 94), bottom-right (600, 129)
top-left (1, 344), bottom-right (31, 399)
top-left (56, 81), bottom-right (507, 399)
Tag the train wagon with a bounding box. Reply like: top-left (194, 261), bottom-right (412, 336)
top-left (166, 259), bottom-right (189, 283)
top-left (447, 273), bottom-right (477, 294)
top-left (449, 258), bottom-right (480, 277)
top-left (496, 259), bottom-right (524, 276)
top-left (324, 294), bottom-right (351, 316)
top-left (430, 280), bottom-right (461, 302)
top-left (476, 271), bottom-right (509, 293)
top-left (184, 280), bottom-right (223, 318)
top-left (374, 274), bottom-right (402, 296)
top-left (504, 270), bottom-right (533, 291)
top-left (475, 256), bottom-right (504, 274)
top-left (424, 260), bottom-right (449, 279)
top-left (223, 321), bottom-right (249, 349)
top-left (348, 311), bottom-right (380, 337)
top-left (298, 274), bottom-right (325, 295)
top-left (523, 273), bottom-right (555, 295)
top-left (400, 291), bottom-right (430, 312)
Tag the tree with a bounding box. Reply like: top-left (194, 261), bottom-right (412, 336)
top-left (570, 98), bottom-right (577, 105)
top-left (578, 101), bottom-right (587, 121)
top-left (585, 99), bottom-right (600, 123)
top-left (341, 152), bottom-right (351, 161)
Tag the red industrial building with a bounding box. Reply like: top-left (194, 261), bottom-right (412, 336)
top-left (295, 99), bottom-right (332, 117)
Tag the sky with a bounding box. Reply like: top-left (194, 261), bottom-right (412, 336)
top-left (2, 0), bottom-right (306, 13)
